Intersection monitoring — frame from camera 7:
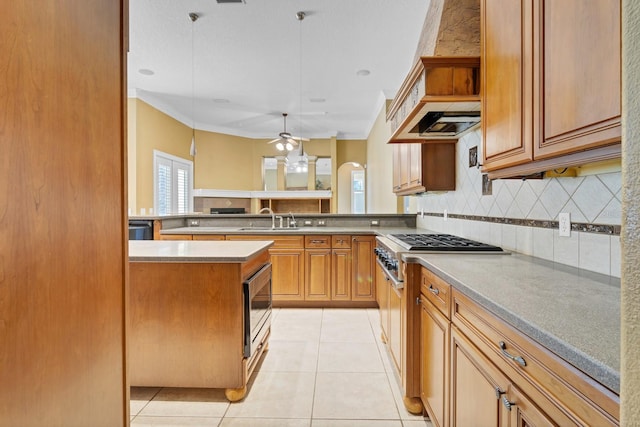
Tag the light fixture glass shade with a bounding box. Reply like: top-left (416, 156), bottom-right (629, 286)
top-left (275, 142), bottom-right (285, 151)
top-left (285, 142), bottom-right (294, 151)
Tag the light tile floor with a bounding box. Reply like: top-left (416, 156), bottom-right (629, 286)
top-left (130, 308), bottom-right (432, 427)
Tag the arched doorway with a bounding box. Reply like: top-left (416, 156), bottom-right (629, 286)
top-left (337, 162), bottom-right (365, 214)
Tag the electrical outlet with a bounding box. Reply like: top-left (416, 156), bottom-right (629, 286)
top-left (317, 220), bottom-right (326, 226)
top-left (559, 212), bottom-right (571, 237)
top-left (304, 220), bottom-right (313, 226)
top-left (444, 209), bottom-right (448, 221)
top-left (370, 220), bottom-right (379, 226)
top-left (189, 219), bottom-right (200, 227)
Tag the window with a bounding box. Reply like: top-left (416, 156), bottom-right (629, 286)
top-left (154, 150), bottom-right (193, 215)
top-left (351, 169), bottom-right (365, 214)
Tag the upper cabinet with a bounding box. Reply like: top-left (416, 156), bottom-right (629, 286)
top-left (392, 143), bottom-right (456, 196)
top-left (387, 57), bottom-right (482, 142)
top-left (481, 0), bottom-right (621, 178)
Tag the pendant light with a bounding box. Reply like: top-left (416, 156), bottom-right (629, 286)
top-left (189, 12), bottom-right (198, 157)
top-left (296, 11), bottom-right (307, 167)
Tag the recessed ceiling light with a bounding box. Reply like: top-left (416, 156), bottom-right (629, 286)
top-left (212, 98), bottom-right (230, 103)
top-left (309, 98), bottom-right (326, 103)
top-left (138, 68), bottom-right (155, 76)
top-left (356, 69), bottom-right (371, 77)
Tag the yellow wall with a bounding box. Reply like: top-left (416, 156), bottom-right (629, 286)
top-left (337, 139), bottom-right (367, 168)
top-left (130, 99), bottom-right (339, 211)
top-left (133, 99), bottom-right (192, 214)
top-left (127, 98), bottom-right (137, 213)
top-left (366, 102), bottom-right (402, 213)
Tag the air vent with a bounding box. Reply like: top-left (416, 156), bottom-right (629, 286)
top-left (216, 0), bottom-right (245, 3)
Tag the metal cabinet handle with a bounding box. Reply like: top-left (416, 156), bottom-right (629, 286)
top-left (495, 387), bottom-right (505, 399)
top-left (428, 284), bottom-right (439, 296)
top-left (499, 341), bottom-right (526, 367)
top-left (501, 396), bottom-right (514, 411)
top-left (416, 297), bottom-right (421, 305)
top-left (310, 239), bottom-right (326, 244)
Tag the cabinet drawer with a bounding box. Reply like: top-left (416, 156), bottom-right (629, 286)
top-left (159, 234), bottom-right (193, 240)
top-left (226, 234), bottom-right (304, 249)
top-left (305, 235), bottom-right (331, 249)
top-left (331, 235), bottom-right (351, 249)
top-left (451, 289), bottom-right (619, 426)
top-left (421, 267), bottom-right (450, 319)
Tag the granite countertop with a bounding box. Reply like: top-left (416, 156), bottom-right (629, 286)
top-left (404, 252), bottom-right (620, 393)
top-left (129, 240), bottom-right (273, 263)
top-left (161, 226), bottom-right (413, 236)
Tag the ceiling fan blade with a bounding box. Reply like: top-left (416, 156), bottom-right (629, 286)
top-left (286, 138), bottom-right (299, 146)
top-left (290, 136), bottom-right (310, 142)
top-left (267, 138), bottom-right (281, 144)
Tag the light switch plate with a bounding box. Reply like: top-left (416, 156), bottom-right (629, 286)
top-left (559, 212), bottom-right (571, 237)
top-left (444, 209), bottom-right (448, 221)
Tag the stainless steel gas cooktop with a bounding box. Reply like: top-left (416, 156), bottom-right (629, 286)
top-left (387, 233), bottom-right (504, 252)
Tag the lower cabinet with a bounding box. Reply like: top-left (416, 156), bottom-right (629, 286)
top-left (451, 326), bottom-right (556, 427)
top-left (352, 235), bottom-right (376, 301)
top-left (305, 248), bottom-right (332, 301)
top-left (226, 233), bottom-right (375, 306)
top-left (416, 264), bottom-right (620, 426)
top-left (226, 235), bottom-right (305, 301)
top-left (376, 262), bottom-right (389, 342)
top-left (420, 298), bottom-right (450, 427)
top-left (388, 284), bottom-right (402, 373)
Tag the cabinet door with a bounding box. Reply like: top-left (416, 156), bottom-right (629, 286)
top-left (421, 298), bottom-right (450, 427)
top-left (451, 327), bottom-right (510, 427)
top-left (393, 144), bottom-right (403, 192)
top-left (331, 249), bottom-right (352, 300)
top-left (481, 0), bottom-right (534, 171)
top-left (305, 249), bottom-right (331, 301)
top-left (400, 144), bottom-right (411, 189)
top-left (509, 385), bottom-right (557, 427)
top-left (352, 236), bottom-right (376, 301)
top-left (389, 285), bottom-right (402, 374)
top-left (270, 249), bottom-right (305, 301)
top-left (376, 263), bottom-right (390, 342)
top-left (409, 143), bottom-right (422, 187)
top-left (535, 0), bottom-right (621, 158)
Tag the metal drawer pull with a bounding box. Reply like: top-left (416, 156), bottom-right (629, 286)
top-left (499, 341), bottom-right (526, 367)
top-left (428, 284), bottom-right (439, 296)
top-left (502, 396), bottom-right (514, 411)
top-left (494, 387), bottom-right (505, 399)
top-left (310, 239), bottom-right (326, 244)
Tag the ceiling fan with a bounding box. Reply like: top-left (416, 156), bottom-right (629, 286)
top-left (268, 113), bottom-right (309, 151)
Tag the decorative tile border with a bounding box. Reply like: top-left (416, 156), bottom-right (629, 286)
top-left (424, 212), bottom-right (621, 235)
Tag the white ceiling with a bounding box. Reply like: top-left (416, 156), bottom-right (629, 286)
top-left (128, 0), bottom-right (430, 141)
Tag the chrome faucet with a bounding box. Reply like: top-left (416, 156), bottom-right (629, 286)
top-left (258, 207), bottom-right (275, 229)
top-left (288, 212), bottom-right (297, 228)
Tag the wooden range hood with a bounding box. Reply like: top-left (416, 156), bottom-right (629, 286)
top-left (386, 56), bottom-right (481, 143)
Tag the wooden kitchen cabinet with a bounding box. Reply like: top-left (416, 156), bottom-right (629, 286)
top-left (304, 236), bottom-right (332, 301)
top-left (481, 0), bottom-right (621, 178)
top-left (376, 262), bottom-right (390, 343)
top-left (331, 235), bottom-right (352, 301)
top-left (392, 143), bottom-right (455, 196)
top-left (192, 234), bottom-right (226, 240)
top-left (388, 283), bottom-right (403, 373)
top-left (160, 234), bottom-right (193, 240)
top-left (420, 267), bottom-right (451, 427)
top-left (226, 234), bottom-right (305, 301)
top-left (352, 235), bottom-right (376, 301)
top-left (451, 288), bottom-right (619, 425)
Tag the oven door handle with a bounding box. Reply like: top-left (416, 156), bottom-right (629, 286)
top-left (376, 258), bottom-right (404, 290)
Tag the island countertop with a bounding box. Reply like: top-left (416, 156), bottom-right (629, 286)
top-left (129, 240), bottom-right (273, 263)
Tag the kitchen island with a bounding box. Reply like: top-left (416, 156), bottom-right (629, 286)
top-left (129, 240), bottom-right (273, 402)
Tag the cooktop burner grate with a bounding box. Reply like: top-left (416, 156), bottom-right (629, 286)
top-left (388, 234), bottom-right (503, 252)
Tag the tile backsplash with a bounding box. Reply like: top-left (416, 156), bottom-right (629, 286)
top-left (414, 129), bottom-right (621, 277)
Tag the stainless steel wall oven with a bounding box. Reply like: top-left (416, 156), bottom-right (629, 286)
top-left (243, 263), bottom-right (272, 359)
